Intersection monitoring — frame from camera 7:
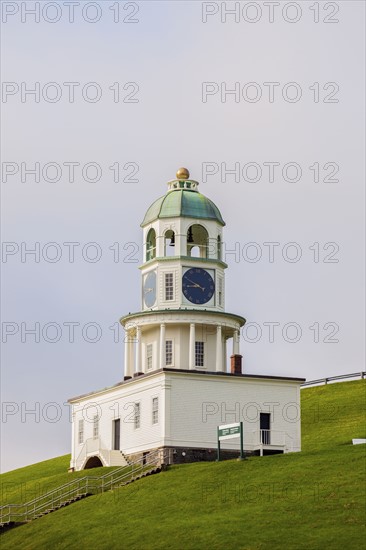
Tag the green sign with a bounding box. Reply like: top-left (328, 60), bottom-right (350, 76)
top-left (218, 424), bottom-right (241, 440)
top-left (217, 422), bottom-right (245, 461)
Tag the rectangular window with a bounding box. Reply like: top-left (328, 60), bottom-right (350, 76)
top-left (195, 341), bottom-right (204, 367)
top-left (165, 273), bottom-right (174, 301)
top-left (93, 415), bottom-right (99, 439)
top-left (134, 402), bottom-right (141, 429)
top-left (165, 340), bottom-right (173, 366)
top-left (152, 397), bottom-right (159, 425)
top-left (78, 419), bottom-right (84, 444)
top-left (113, 419), bottom-right (120, 450)
top-left (146, 344), bottom-right (153, 370)
top-left (218, 277), bottom-right (223, 306)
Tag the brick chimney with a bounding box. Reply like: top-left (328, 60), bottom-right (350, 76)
top-left (230, 354), bottom-right (243, 374)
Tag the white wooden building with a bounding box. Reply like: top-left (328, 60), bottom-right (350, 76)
top-left (68, 168), bottom-right (304, 470)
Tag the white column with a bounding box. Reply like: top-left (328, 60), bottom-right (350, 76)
top-left (233, 329), bottom-right (240, 355)
top-left (135, 326), bottom-right (141, 374)
top-left (189, 323), bottom-right (195, 369)
top-left (178, 232), bottom-right (186, 256)
top-left (160, 323), bottom-right (166, 368)
top-left (216, 325), bottom-right (223, 372)
top-left (124, 330), bottom-right (129, 377)
top-left (126, 330), bottom-right (134, 378)
top-left (223, 337), bottom-right (227, 372)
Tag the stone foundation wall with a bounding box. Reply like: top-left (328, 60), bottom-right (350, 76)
top-left (125, 446), bottom-right (257, 465)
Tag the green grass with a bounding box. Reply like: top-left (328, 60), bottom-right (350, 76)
top-left (0, 455), bottom-right (121, 506)
top-left (301, 380), bottom-right (366, 451)
top-left (1, 380), bottom-right (365, 550)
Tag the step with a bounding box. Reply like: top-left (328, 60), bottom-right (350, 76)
top-left (1, 466), bottom-right (164, 531)
top-left (0, 521), bottom-right (16, 530)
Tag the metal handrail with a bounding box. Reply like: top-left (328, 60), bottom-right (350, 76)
top-left (301, 371), bottom-right (365, 388)
top-left (4, 452), bottom-right (134, 511)
top-left (0, 448), bottom-right (168, 526)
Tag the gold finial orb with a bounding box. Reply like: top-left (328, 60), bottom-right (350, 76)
top-left (176, 167), bottom-right (190, 180)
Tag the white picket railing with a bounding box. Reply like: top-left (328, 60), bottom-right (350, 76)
top-left (244, 429), bottom-right (287, 450)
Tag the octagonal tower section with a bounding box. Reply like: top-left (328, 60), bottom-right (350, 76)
top-left (120, 169), bottom-right (246, 378)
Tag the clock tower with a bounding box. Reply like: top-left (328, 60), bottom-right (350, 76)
top-left (120, 168), bottom-right (246, 377)
top-left (68, 166), bottom-right (304, 470)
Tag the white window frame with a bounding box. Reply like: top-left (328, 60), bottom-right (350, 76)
top-left (165, 339), bottom-right (174, 366)
top-left (78, 419), bottom-right (84, 444)
top-left (146, 343), bottom-right (153, 371)
top-left (134, 402), bottom-right (141, 430)
top-left (165, 272), bottom-right (174, 301)
top-left (195, 341), bottom-right (205, 367)
top-left (152, 397), bottom-right (159, 425)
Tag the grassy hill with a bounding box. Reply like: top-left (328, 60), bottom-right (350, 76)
top-left (1, 380), bottom-right (365, 550)
top-left (0, 456), bottom-right (118, 506)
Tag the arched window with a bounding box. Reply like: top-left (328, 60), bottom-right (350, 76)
top-left (217, 235), bottom-right (222, 260)
top-left (146, 229), bottom-right (156, 261)
top-left (164, 229), bottom-right (175, 257)
top-left (187, 224), bottom-right (208, 258)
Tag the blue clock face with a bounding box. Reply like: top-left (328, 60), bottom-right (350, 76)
top-left (143, 271), bottom-right (156, 307)
top-left (182, 268), bottom-right (215, 305)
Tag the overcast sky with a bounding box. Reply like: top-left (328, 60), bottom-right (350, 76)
top-left (1, 1), bottom-right (365, 472)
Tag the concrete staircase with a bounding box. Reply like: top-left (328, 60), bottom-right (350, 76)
top-left (108, 450), bottom-right (131, 467)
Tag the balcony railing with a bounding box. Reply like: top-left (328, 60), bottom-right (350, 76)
top-left (260, 429), bottom-right (271, 445)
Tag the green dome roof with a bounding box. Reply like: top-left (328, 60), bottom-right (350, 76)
top-left (141, 189), bottom-right (225, 227)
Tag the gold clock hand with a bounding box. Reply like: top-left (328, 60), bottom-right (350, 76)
top-left (186, 277), bottom-right (205, 291)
